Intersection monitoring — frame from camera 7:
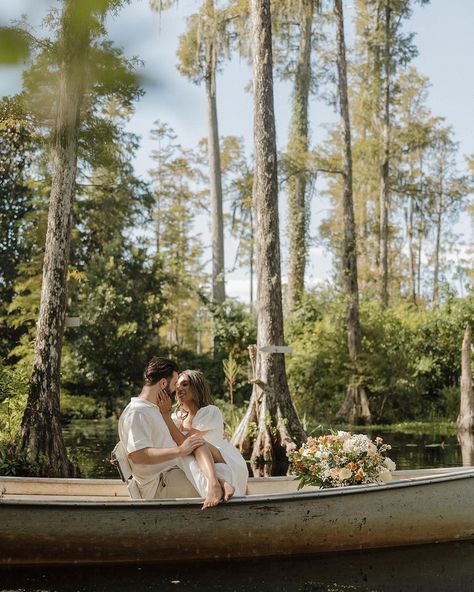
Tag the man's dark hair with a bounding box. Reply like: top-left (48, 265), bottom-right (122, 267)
top-left (143, 357), bottom-right (179, 386)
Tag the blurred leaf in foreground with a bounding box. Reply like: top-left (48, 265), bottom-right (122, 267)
top-left (0, 27), bottom-right (31, 65)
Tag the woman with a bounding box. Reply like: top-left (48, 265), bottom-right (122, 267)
top-left (156, 369), bottom-right (248, 509)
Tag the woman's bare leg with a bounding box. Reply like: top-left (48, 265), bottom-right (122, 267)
top-left (193, 444), bottom-right (235, 507)
top-left (193, 444), bottom-right (224, 509)
top-left (205, 442), bottom-right (225, 463)
top-left (202, 443), bottom-right (235, 502)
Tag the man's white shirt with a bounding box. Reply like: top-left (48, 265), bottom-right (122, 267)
top-left (118, 397), bottom-right (178, 498)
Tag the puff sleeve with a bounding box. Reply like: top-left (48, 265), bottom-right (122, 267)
top-left (192, 405), bottom-right (224, 445)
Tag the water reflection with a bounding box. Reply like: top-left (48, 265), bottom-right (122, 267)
top-left (1, 542), bottom-right (474, 592)
top-left (62, 420), bottom-right (474, 479)
top-left (63, 419), bottom-right (118, 478)
top-left (378, 431), bottom-right (457, 471)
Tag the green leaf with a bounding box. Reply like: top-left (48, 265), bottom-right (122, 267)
top-left (0, 28), bottom-right (30, 65)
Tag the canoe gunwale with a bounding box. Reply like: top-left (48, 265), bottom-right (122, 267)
top-left (1, 467), bottom-right (473, 508)
top-left (0, 466), bottom-right (466, 488)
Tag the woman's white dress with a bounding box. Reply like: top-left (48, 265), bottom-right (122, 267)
top-left (173, 404), bottom-right (248, 497)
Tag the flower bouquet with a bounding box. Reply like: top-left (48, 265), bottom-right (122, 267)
top-left (290, 431), bottom-right (396, 489)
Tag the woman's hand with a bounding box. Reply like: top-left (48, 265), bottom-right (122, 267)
top-left (156, 388), bottom-right (172, 415)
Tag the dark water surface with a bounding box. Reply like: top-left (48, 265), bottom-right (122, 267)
top-left (1, 542), bottom-right (474, 592)
top-left (61, 419), bottom-right (470, 479)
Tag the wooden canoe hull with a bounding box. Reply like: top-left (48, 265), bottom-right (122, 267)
top-left (1, 469), bottom-right (474, 565)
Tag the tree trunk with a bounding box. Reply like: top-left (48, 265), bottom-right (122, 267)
top-left (416, 217), bottom-right (423, 297)
top-left (18, 0), bottom-right (92, 477)
top-left (205, 40), bottom-right (225, 306)
top-left (286, 0), bottom-right (313, 313)
top-left (333, 0), bottom-right (371, 425)
top-left (406, 196), bottom-right (417, 305)
top-left (232, 0), bottom-right (306, 476)
top-left (457, 324), bottom-right (473, 432)
top-left (378, 0), bottom-right (391, 309)
top-left (249, 207), bottom-right (254, 306)
top-left (432, 203), bottom-right (442, 305)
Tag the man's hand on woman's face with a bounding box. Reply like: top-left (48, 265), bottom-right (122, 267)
top-left (156, 388), bottom-right (172, 415)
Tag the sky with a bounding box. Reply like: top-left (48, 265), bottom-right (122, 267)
top-left (0, 0), bottom-right (473, 301)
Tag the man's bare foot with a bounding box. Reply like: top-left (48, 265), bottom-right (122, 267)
top-left (219, 479), bottom-right (235, 502)
top-left (202, 480), bottom-right (223, 510)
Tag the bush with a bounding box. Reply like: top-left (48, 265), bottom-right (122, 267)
top-left (62, 245), bottom-right (169, 416)
top-left (214, 397), bottom-right (246, 436)
top-left (437, 386), bottom-right (462, 421)
top-left (60, 392), bottom-right (107, 421)
top-left (0, 437), bottom-right (40, 476)
top-left (0, 360), bottom-right (28, 442)
top-left (286, 298), bottom-right (348, 420)
top-left (285, 292), bottom-right (473, 424)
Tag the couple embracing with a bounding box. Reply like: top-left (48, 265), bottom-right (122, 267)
top-left (118, 357), bottom-right (248, 509)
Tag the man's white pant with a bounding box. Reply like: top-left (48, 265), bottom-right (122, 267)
top-left (153, 459), bottom-right (232, 499)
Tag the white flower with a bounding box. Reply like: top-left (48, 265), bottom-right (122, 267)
top-left (321, 469), bottom-right (332, 481)
top-left (343, 434), bottom-right (371, 454)
top-left (339, 467), bottom-right (352, 480)
top-left (384, 457), bottom-right (396, 472)
top-left (378, 468), bottom-right (392, 482)
top-left (367, 442), bottom-right (377, 455)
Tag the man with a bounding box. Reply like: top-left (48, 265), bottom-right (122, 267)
top-left (118, 356), bottom-right (230, 507)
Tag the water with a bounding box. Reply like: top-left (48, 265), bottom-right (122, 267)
top-left (349, 427), bottom-right (468, 471)
top-left (61, 419), bottom-right (469, 479)
top-left (1, 542), bottom-right (474, 591)
top-left (62, 419), bottom-right (119, 478)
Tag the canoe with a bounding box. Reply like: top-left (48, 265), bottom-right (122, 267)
top-left (1, 466), bottom-right (474, 565)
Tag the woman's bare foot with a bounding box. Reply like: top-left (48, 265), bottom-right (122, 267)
top-left (202, 480), bottom-right (223, 510)
top-left (219, 479), bottom-right (235, 502)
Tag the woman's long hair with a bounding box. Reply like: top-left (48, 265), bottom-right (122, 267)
top-left (175, 369), bottom-right (214, 420)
